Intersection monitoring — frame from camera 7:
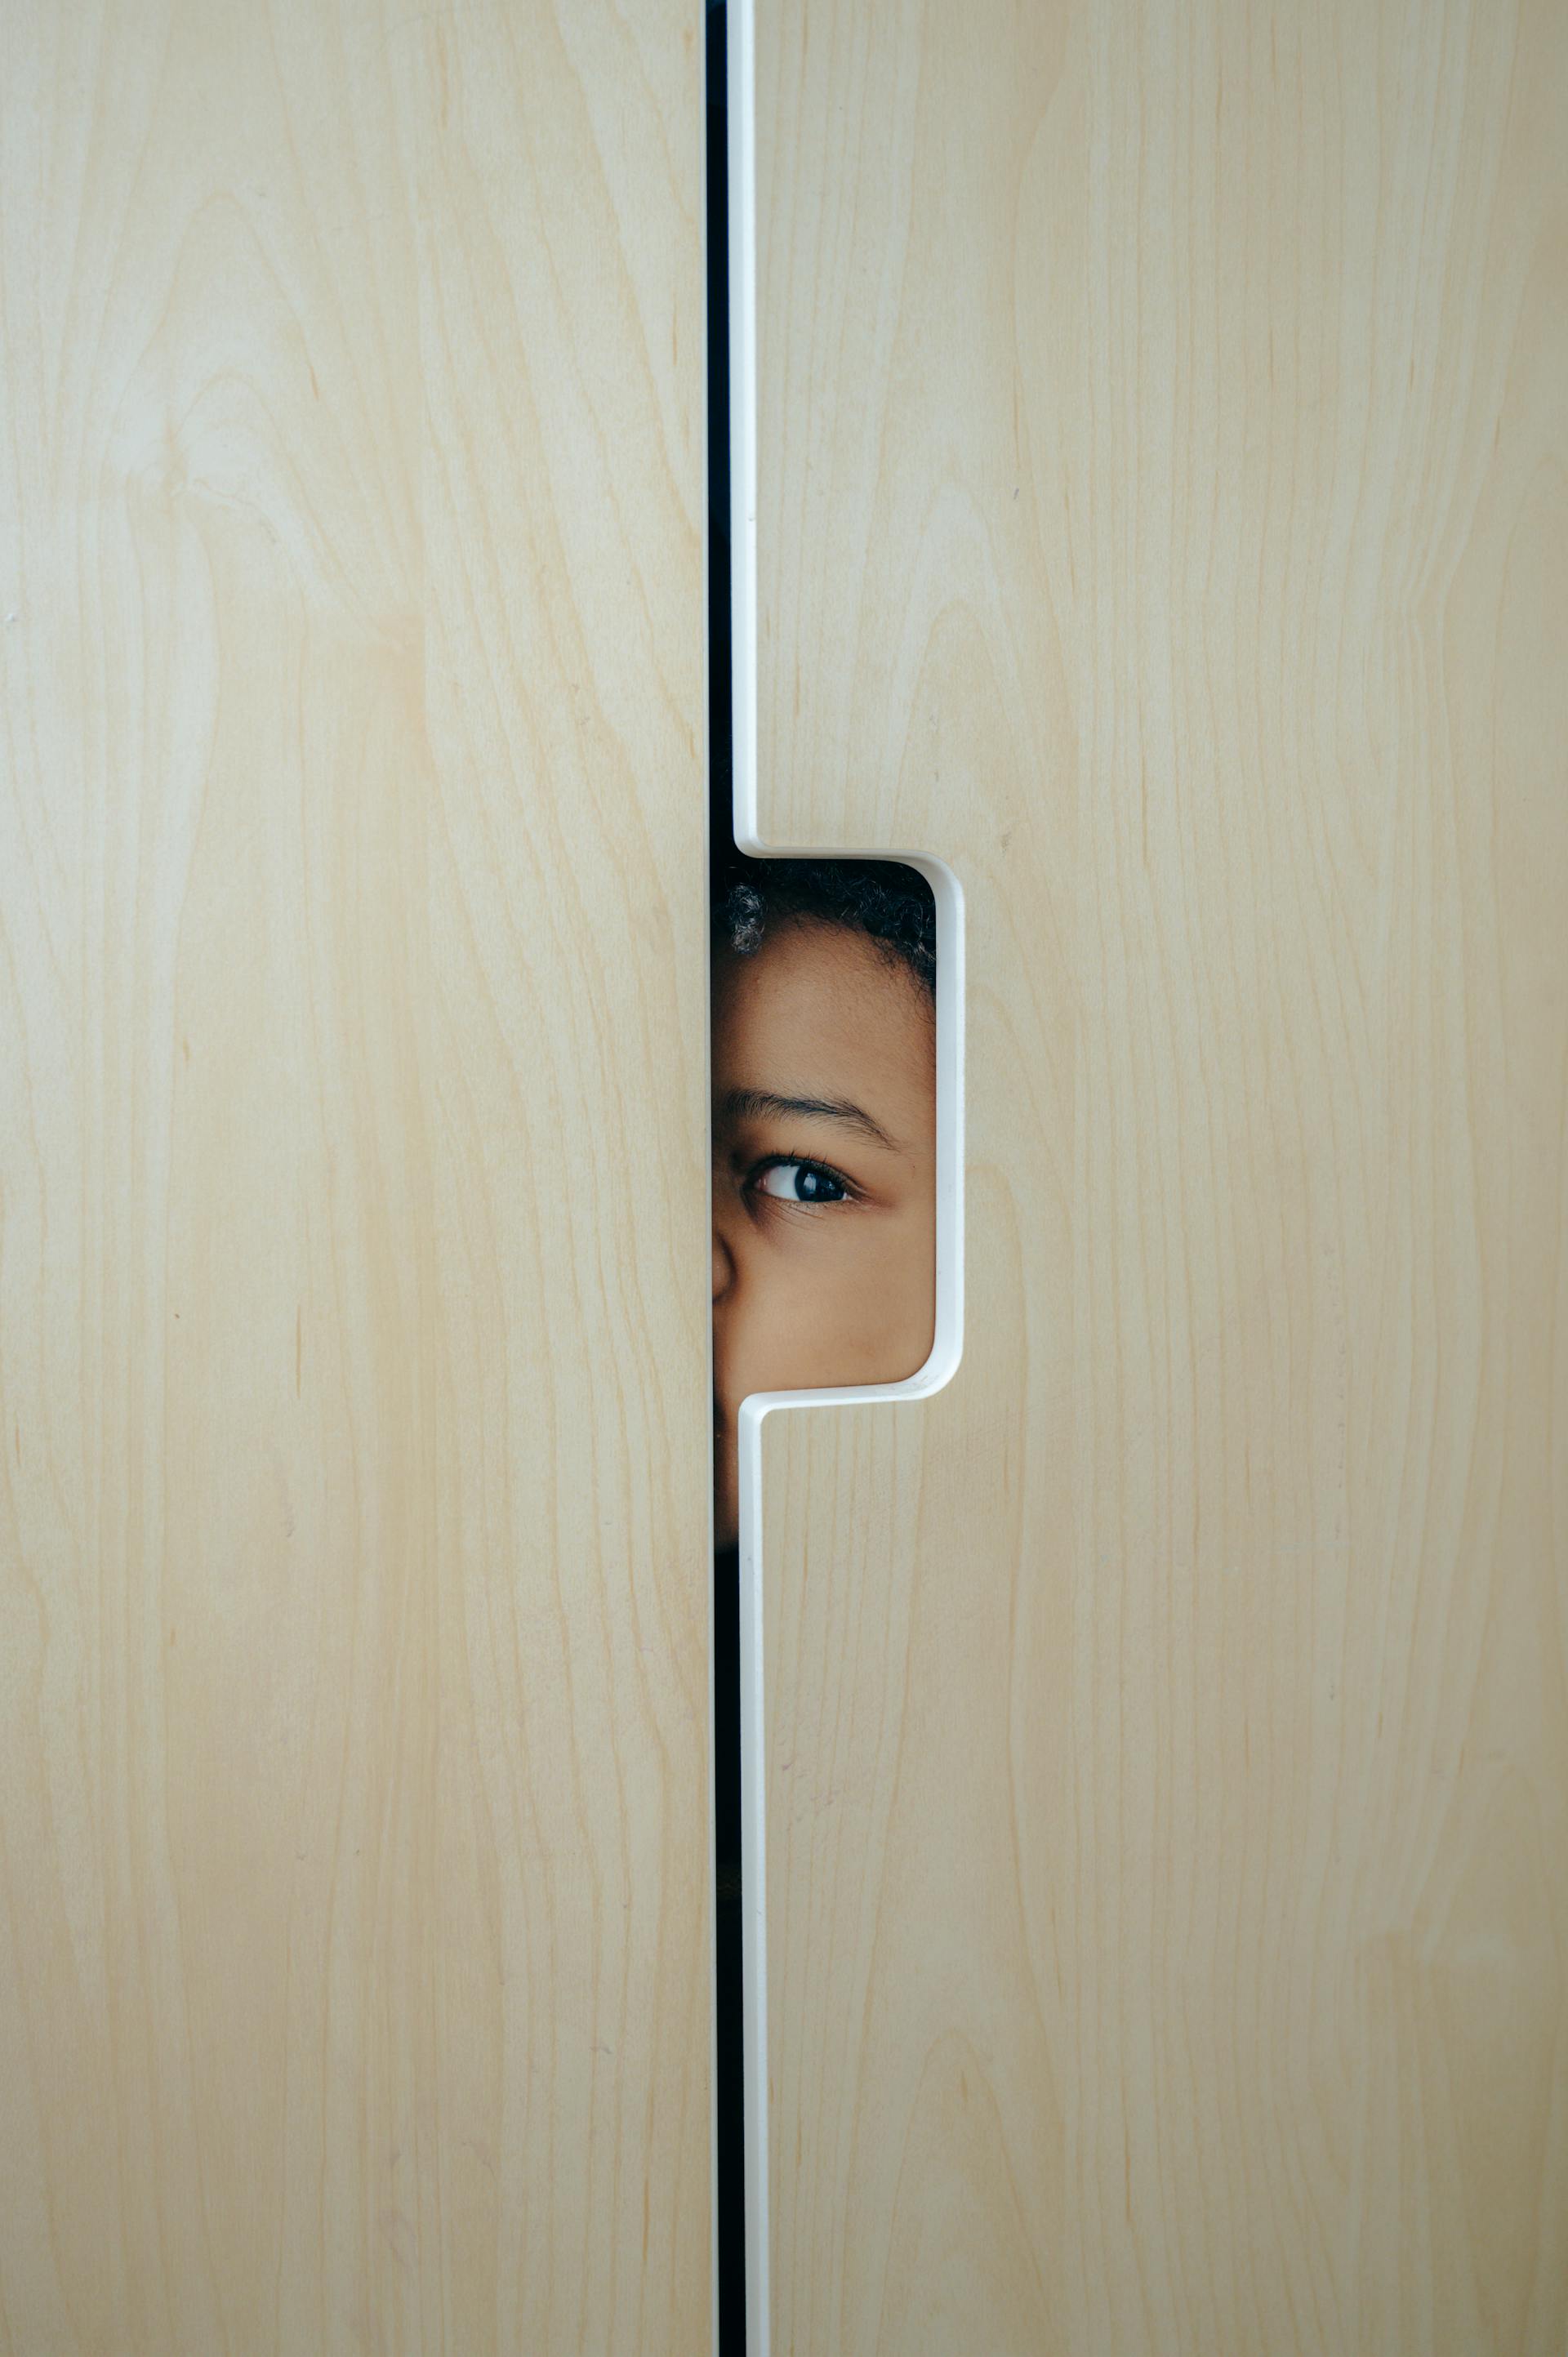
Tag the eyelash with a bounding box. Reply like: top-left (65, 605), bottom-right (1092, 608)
top-left (742, 1152), bottom-right (860, 1210)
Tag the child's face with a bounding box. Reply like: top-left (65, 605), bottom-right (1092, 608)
top-left (711, 918), bottom-right (938, 1548)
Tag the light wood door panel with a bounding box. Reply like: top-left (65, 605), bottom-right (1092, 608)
top-left (745, 1), bottom-right (1568, 2350)
top-left (0, 5), bottom-right (711, 2351)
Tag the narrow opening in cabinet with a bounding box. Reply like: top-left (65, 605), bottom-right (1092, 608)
top-left (710, 855), bottom-right (938, 1551)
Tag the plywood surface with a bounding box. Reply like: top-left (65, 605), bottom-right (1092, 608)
top-left (0, 4), bottom-right (711, 2350)
top-left (748, 1), bottom-right (1568, 2350)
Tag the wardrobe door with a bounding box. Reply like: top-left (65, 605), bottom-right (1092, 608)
top-left (1, 6), bottom-right (710, 2351)
top-left (741, 2), bottom-right (1568, 2351)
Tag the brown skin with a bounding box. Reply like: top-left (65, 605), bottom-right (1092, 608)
top-left (711, 917), bottom-right (938, 1548)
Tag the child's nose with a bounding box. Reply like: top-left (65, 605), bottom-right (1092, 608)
top-left (712, 1230), bottom-right (734, 1303)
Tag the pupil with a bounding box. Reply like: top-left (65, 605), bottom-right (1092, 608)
top-left (798, 1165), bottom-right (834, 1201)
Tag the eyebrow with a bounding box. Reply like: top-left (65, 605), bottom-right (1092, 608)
top-left (719, 1086), bottom-right (899, 1151)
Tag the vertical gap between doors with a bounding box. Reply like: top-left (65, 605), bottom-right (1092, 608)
top-left (706, 7), bottom-right (746, 2350)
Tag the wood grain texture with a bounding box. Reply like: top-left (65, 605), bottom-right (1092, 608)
top-left (750, 1), bottom-right (1568, 2350)
top-left (0, 3), bottom-right (711, 2350)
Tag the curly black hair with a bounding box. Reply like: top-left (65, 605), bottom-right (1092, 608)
top-left (711, 853), bottom-right (936, 998)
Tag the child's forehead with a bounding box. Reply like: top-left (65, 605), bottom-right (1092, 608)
top-left (713, 920), bottom-right (934, 1097)
top-left (716, 919), bottom-right (912, 1016)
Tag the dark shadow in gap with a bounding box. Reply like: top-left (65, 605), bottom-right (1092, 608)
top-left (707, 6), bottom-right (745, 2351)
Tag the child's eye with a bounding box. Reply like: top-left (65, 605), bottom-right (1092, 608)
top-left (751, 1158), bottom-right (851, 1205)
